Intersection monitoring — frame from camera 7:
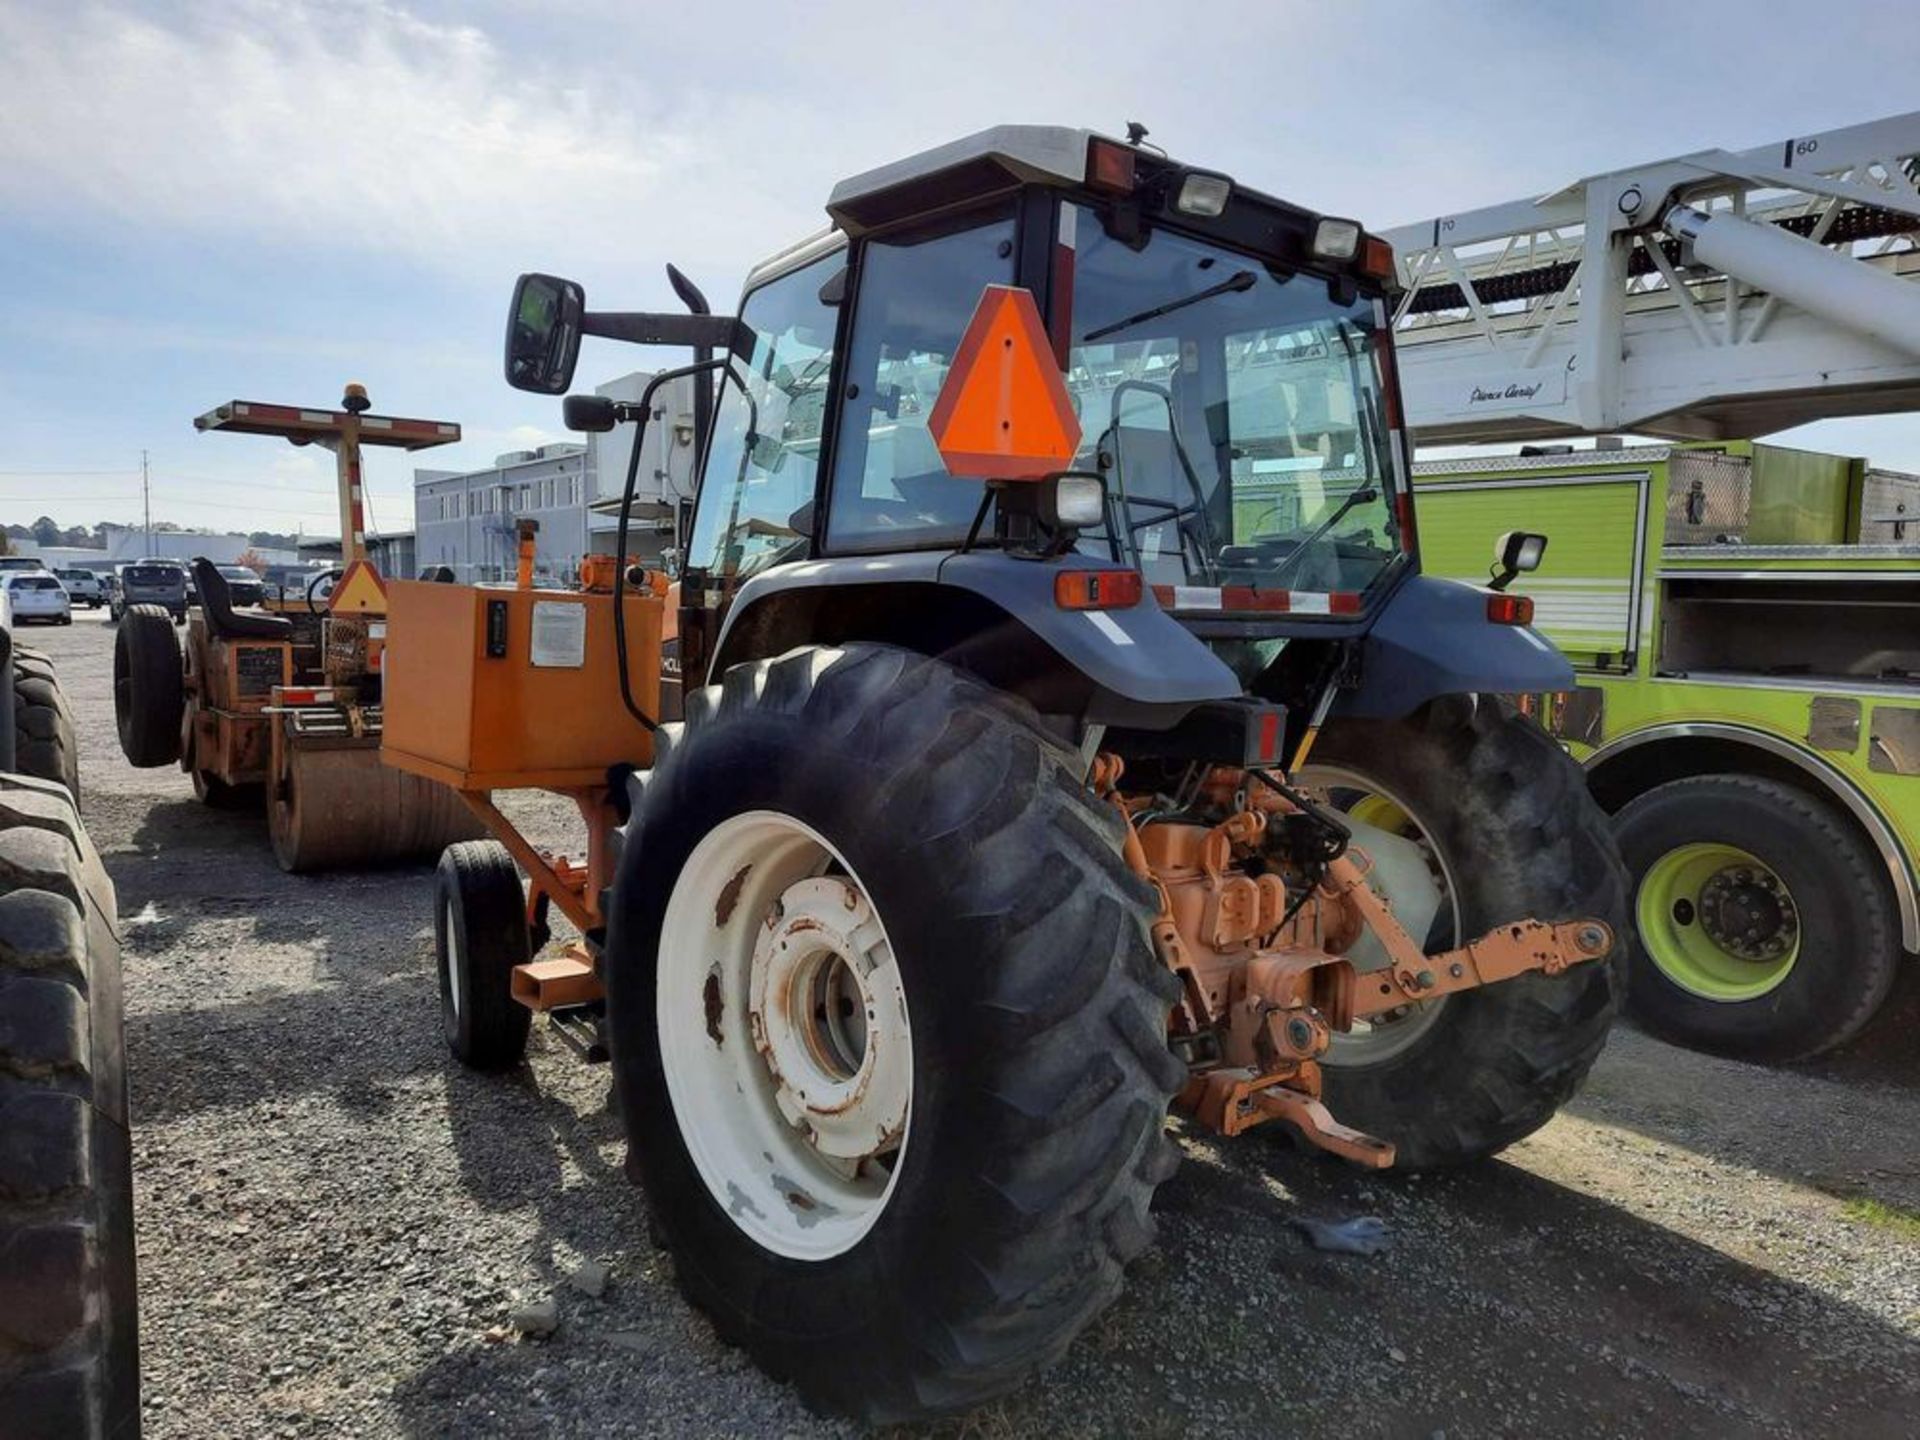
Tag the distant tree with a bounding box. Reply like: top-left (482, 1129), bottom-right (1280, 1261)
top-left (234, 548), bottom-right (268, 574)
top-left (0, 533), bottom-right (11, 557)
top-left (30, 516), bottom-right (60, 548)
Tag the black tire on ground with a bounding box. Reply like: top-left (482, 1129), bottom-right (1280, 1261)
top-left (434, 841), bottom-right (532, 1070)
top-left (0, 774), bottom-right (139, 1439)
top-left (189, 768), bottom-right (256, 811)
top-left (1308, 694), bottom-right (1629, 1170)
top-left (112, 606), bottom-right (183, 769)
top-left (605, 644), bottom-right (1184, 1423)
top-left (1612, 775), bottom-right (1898, 1062)
top-left (12, 647), bottom-right (79, 802)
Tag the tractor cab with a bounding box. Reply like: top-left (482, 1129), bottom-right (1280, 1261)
top-left (507, 127), bottom-right (1562, 759)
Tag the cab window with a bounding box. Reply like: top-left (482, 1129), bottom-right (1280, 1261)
top-left (825, 210), bottom-right (1017, 552)
top-left (686, 251), bottom-right (841, 583)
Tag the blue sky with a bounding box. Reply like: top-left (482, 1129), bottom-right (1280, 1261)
top-left (2, 0), bottom-right (1918, 536)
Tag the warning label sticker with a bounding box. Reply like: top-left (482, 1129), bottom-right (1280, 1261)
top-left (529, 601), bottom-right (587, 668)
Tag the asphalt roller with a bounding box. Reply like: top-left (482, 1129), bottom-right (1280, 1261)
top-left (112, 383), bottom-right (484, 872)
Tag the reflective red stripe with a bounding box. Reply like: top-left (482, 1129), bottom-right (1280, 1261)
top-left (1152, 585), bottom-right (1362, 615)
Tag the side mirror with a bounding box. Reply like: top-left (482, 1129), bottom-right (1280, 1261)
top-left (1489, 530), bottom-right (1547, 592)
top-left (505, 273), bottom-right (585, 394)
top-left (562, 393), bottom-right (618, 432)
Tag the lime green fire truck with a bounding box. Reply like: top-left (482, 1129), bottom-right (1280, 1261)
top-left (1414, 441), bottom-right (1920, 1060)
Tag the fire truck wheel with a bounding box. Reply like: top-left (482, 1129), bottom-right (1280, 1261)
top-left (605, 643), bottom-right (1182, 1423)
top-left (112, 605), bottom-right (183, 768)
top-left (434, 841), bottom-right (531, 1070)
top-left (1305, 694), bottom-right (1628, 1169)
top-left (1613, 775), bottom-right (1897, 1061)
top-left (13, 647), bottom-right (79, 803)
top-left (0, 776), bottom-right (140, 1439)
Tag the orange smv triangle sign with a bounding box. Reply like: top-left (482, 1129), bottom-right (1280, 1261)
top-left (327, 558), bottom-right (389, 615)
top-left (928, 285), bottom-right (1082, 481)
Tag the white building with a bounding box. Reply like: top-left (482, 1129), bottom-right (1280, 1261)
top-left (12, 527), bottom-right (302, 571)
top-left (413, 371), bottom-right (696, 585)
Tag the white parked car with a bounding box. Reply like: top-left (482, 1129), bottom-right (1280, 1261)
top-left (53, 568), bottom-right (106, 608)
top-left (2, 572), bottom-right (72, 625)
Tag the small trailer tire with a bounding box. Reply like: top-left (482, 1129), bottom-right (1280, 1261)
top-left (434, 841), bottom-right (532, 1070)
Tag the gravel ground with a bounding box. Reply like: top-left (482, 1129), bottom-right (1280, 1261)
top-left (31, 609), bottom-right (1920, 1438)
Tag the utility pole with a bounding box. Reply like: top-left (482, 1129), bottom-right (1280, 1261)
top-left (141, 450), bottom-right (152, 557)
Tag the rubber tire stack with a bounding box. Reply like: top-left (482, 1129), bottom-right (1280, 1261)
top-left (1612, 774), bottom-right (1898, 1061)
top-left (435, 841), bottom-right (532, 1070)
top-left (113, 606), bottom-right (183, 769)
top-left (1309, 694), bottom-right (1630, 1169)
top-left (606, 643), bottom-right (1184, 1423)
top-left (0, 773), bottom-right (138, 1439)
top-left (12, 646), bottom-right (79, 802)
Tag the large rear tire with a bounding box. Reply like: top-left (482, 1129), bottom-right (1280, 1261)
top-left (0, 775), bottom-right (139, 1439)
top-left (12, 647), bottom-right (79, 802)
top-left (605, 644), bottom-right (1182, 1422)
top-left (112, 606), bottom-right (182, 768)
top-left (1305, 694), bottom-right (1628, 1169)
top-left (1613, 775), bottom-right (1896, 1062)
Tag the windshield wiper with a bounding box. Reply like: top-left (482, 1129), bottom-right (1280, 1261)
top-left (1259, 484), bottom-right (1380, 589)
top-left (1084, 269), bottom-right (1257, 342)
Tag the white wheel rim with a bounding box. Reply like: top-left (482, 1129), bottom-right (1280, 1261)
top-left (444, 898), bottom-right (464, 1020)
top-left (657, 811), bottom-right (911, 1262)
top-left (1300, 766), bottom-right (1458, 1067)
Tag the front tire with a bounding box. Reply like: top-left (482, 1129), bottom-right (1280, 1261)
top-left (1305, 695), bottom-right (1627, 1169)
top-left (1613, 775), bottom-right (1896, 1061)
top-left (605, 644), bottom-right (1182, 1422)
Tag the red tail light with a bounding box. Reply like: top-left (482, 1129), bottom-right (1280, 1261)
top-left (1055, 569), bottom-right (1143, 610)
top-left (1086, 138), bottom-right (1138, 194)
top-left (1486, 593), bottom-right (1534, 625)
top-left (1360, 235), bottom-right (1396, 282)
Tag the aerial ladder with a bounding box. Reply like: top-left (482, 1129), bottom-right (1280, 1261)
top-left (1384, 112), bottom-right (1920, 1066)
top-left (1384, 110), bottom-right (1920, 443)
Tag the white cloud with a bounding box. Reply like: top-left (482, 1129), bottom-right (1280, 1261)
top-left (0, 0), bottom-right (697, 274)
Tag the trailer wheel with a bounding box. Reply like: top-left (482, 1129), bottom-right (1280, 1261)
top-left (434, 841), bottom-right (532, 1070)
top-left (0, 776), bottom-right (139, 1439)
top-left (13, 647), bottom-right (79, 802)
top-left (605, 644), bottom-right (1182, 1423)
top-left (1303, 694), bottom-right (1628, 1169)
top-left (112, 604), bottom-right (183, 768)
top-left (1613, 775), bottom-right (1896, 1061)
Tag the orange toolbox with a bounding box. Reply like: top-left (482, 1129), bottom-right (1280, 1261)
top-left (381, 580), bottom-right (662, 790)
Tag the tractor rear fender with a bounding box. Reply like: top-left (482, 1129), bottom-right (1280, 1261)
top-left (710, 552), bottom-right (1241, 729)
top-left (1331, 574), bottom-right (1575, 720)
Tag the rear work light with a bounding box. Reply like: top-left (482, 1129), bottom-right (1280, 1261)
top-left (1175, 171), bottom-right (1232, 217)
top-left (1055, 569), bottom-right (1143, 611)
top-left (1311, 217), bottom-right (1362, 261)
top-left (1486, 592), bottom-right (1535, 625)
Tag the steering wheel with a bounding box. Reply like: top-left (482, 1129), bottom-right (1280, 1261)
top-left (305, 568), bottom-right (342, 615)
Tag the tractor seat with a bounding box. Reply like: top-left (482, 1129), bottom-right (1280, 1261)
top-left (191, 558), bottom-right (292, 641)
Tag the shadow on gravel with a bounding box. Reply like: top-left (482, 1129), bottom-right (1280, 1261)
top-left (127, 976), bottom-right (434, 1125)
top-left (1568, 1024), bottom-right (1920, 1215)
top-left (972, 1130), bottom-right (1920, 1439)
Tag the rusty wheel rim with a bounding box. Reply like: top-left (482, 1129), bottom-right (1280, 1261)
top-left (657, 810), bottom-right (911, 1261)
